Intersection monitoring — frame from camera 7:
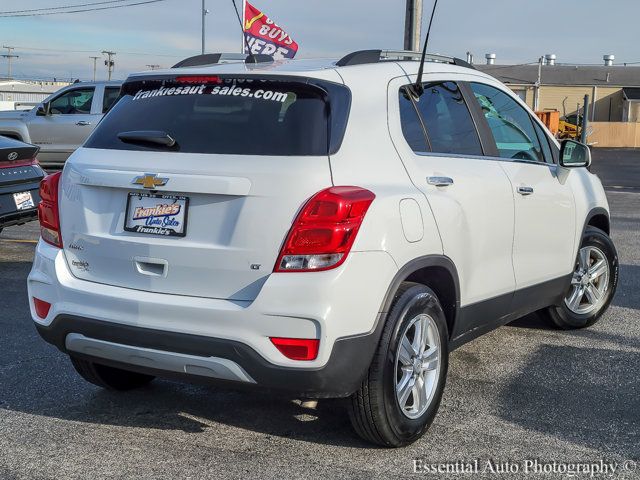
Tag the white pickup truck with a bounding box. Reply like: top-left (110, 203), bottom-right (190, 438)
top-left (0, 81), bottom-right (122, 168)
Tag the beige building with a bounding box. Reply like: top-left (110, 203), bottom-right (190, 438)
top-left (477, 64), bottom-right (640, 123)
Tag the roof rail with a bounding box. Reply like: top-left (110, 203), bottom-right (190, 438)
top-left (172, 53), bottom-right (247, 68)
top-left (335, 49), bottom-right (476, 70)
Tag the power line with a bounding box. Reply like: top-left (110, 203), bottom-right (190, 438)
top-left (11, 46), bottom-right (97, 53)
top-left (0, 1), bottom-right (133, 15)
top-left (0, 0), bottom-right (169, 17)
top-left (9, 45), bottom-right (182, 58)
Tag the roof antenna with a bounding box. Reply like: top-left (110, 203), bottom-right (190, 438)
top-left (409, 0), bottom-right (439, 99)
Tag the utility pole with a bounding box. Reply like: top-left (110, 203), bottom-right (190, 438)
top-left (534, 56), bottom-right (543, 111)
top-left (89, 56), bottom-right (100, 81)
top-left (201, 0), bottom-right (210, 55)
top-left (581, 94), bottom-right (590, 144)
top-left (146, 64), bottom-right (160, 70)
top-left (102, 50), bottom-right (116, 80)
top-left (1, 46), bottom-right (19, 79)
top-left (404, 0), bottom-right (423, 52)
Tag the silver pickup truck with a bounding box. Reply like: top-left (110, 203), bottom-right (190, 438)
top-left (0, 81), bottom-right (122, 168)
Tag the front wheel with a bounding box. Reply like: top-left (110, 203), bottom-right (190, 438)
top-left (348, 282), bottom-right (449, 447)
top-left (543, 226), bottom-right (618, 329)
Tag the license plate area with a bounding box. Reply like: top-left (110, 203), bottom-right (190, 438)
top-left (13, 191), bottom-right (35, 211)
top-left (124, 192), bottom-right (189, 237)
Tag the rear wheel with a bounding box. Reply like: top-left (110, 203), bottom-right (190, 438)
top-left (70, 356), bottom-right (155, 391)
top-left (348, 282), bottom-right (449, 447)
top-left (543, 226), bottom-right (618, 329)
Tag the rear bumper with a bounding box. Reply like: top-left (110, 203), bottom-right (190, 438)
top-left (28, 240), bottom-right (398, 397)
top-left (36, 314), bottom-right (383, 397)
top-left (0, 182), bottom-right (41, 229)
top-left (0, 208), bottom-right (38, 229)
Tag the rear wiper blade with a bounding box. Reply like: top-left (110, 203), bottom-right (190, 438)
top-left (117, 130), bottom-right (177, 148)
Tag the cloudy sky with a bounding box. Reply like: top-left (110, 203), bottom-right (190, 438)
top-left (0, 0), bottom-right (637, 81)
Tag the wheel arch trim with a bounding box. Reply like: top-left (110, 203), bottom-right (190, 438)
top-left (583, 207), bottom-right (610, 236)
top-left (377, 255), bottom-right (461, 339)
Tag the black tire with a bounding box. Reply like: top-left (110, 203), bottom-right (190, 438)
top-left (348, 282), bottom-right (449, 447)
top-left (542, 226), bottom-right (619, 329)
top-left (70, 356), bottom-right (155, 391)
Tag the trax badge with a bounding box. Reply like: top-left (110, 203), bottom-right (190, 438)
top-left (132, 173), bottom-right (169, 189)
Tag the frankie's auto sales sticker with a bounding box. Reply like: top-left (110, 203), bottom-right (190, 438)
top-left (13, 191), bottom-right (35, 211)
top-left (131, 81), bottom-right (291, 105)
top-left (125, 192), bottom-right (188, 237)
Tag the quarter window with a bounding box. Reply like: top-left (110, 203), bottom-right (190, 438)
top-left (399, 90), bottom-right (429, 152)
top-left (470, 83), bottom-right (545, 163)
top-left (531, 119), bottom-right (554, 164)
top-left (103, 87), bottom-right (121, 113)
top-left (49, 88), bottom-right (95, 115)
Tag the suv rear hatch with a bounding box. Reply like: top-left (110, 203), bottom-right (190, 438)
top-left (59, 73), bottom-right (350, 301)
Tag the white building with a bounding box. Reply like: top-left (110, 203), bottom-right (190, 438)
top-left (0, 79), bottom-right (70, 111)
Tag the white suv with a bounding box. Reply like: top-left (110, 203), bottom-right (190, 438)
top-left (27, 50), bottom-right (618, 447)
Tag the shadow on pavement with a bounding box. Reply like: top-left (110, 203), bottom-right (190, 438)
top-left (497, 344), bottom-right (640, 459)
top-left (3, 363), bottom-right (372, 448)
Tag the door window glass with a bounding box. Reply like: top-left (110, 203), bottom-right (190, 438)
top-left (413, 82), bottom-right (483, 156)
top-left (470, 83), bottom-right (544, 162)
top-left (49, 88), bottom-right (95, 115)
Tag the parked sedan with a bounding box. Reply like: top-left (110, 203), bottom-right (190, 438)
top-left (0, 135), bottom-right (45, 233)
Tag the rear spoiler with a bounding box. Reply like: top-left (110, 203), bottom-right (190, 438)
top-left (172, 53), bottom-right (273, 68)
top-left (0, 135), bottom-right (40, 163)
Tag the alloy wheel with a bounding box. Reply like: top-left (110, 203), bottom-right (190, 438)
top-left (395, 313), bottom-right (441, 419)
top-left (564, 246), bottom-right (610, 315)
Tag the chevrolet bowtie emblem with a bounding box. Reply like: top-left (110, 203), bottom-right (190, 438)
top-left (132, 173), bottom-right (169, 189)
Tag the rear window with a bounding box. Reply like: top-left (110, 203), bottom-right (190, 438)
top-left (85, 76), bottom-right (351, 156)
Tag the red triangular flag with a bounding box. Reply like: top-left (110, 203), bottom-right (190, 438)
top-left (244, 1), bottom-right (299, 59)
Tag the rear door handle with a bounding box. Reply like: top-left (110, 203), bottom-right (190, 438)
top-left (517, 186), bottom-right (534, 196)
top-left (76, 121), bottom-right (92, 126)
top-left (427, 176), bottom-right (454, 187)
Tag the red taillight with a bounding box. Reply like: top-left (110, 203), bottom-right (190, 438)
top-left (0, 157), bottom-right (38, 168)
top-left (33, 297), bottom-right (52, 319)
top-left (175, 75), bottom-right (222, 84)
top-left (275, 186), bottom-right (375, 272)
top-left (37, 172), bottom-right (62, 248)
top-left (270, 337), bottom-right (320, 361)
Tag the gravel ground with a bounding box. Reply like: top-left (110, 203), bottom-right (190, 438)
top-left (0, 150), bottom-right (638, 479)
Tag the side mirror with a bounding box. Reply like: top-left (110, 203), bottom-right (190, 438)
top-left (36, 102), bottom-right (50, 116)
top-left (559, 139), bottom-right (591, 168)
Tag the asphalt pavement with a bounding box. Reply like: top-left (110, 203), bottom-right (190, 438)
top-left (0, 149), bottom-right (638, 479)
